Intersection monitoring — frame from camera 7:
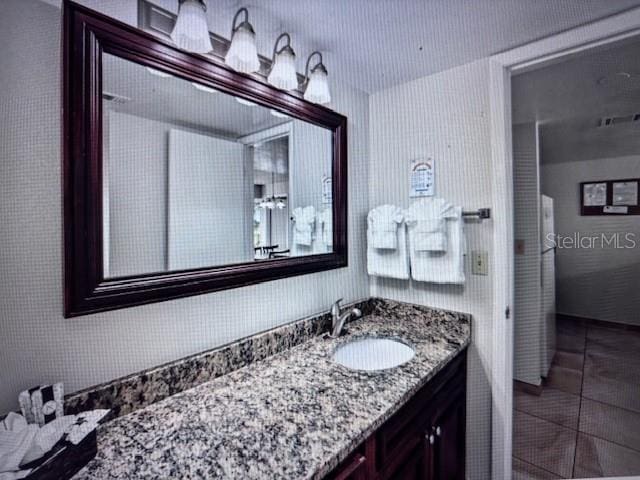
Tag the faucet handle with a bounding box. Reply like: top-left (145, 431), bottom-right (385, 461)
top-left (331, 298), bottom-right (343, 316)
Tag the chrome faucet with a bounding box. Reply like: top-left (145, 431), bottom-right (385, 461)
top-left (330, 298), bottom-right (362, 338)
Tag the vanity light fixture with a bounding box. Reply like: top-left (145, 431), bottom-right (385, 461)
top-left (267, 33), bottom-right (298, 91)
top-left (170, 0), bottom-right (213, 54)
top-left (146, 67), bottom-right (172, 78)
top-left (225, 7), bottom-right (260, 74)
top-left (191, 82), bottom-right (217, 93)
top-left (303, 51), bottom-right (331, 104)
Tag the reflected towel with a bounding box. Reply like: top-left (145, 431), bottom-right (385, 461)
top-left (292, 206), bottom-right (316, 246)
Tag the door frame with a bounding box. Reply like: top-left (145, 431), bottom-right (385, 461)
top-left (488, 7), bottom-right (640, 479)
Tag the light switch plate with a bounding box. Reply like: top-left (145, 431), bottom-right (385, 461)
top-left (471, 251), bottom-right (488, 276)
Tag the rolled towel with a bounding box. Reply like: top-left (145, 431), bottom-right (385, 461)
top-left (368, 205), bottom-right (404, 250)
top-left (292, 206), bottom-right (316, 246)
top-left (406, 197), bottom-right (456, 252)
top-left (0, 413), bottom-right (37, 475)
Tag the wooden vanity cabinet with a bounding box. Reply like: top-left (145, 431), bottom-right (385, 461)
top-left (327, 350), bottom-right (467, 480)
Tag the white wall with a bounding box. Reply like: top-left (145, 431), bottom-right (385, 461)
top-left (106, 111), bottom-right (169, 277)
top-left (541, 155), bottom-right (640, 326)
top-left (512, 123), bottom-right (542, 385)
top-left (0, 0), bottom-right (370, 414)
top-left (369, 60), bottom-right (494, 479)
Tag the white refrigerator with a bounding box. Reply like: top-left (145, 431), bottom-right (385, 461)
top-left (540, 194), bottom-right (556, 378)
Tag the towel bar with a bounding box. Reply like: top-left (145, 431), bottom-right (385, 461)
top-left (462, 208), bottom-right (491, 220)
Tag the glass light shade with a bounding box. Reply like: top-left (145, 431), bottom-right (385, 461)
top-left (263, 199), bottom-right (275, 209)
top-left (267, 47), bottom-right (298, 91)
top-left (225, 25), bottom-right (260, 73)
top-left (146, 67), bottom-right (172, 78)
top-left (270, 109), bottom-right (288, 118)
top-left (236, 97), bottom-right (257, 107)
top-left (304, 67), bottom-right (331, 104)
top-left (191, 82), bottom-right (217, 94)
top-left (170, 0), bottom-right (213, 54)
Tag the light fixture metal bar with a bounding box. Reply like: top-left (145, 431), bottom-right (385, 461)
top-left (138, 0), bottom-right (306, 93)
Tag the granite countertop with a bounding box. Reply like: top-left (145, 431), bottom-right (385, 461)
top-left (73, 302), bottom-right (470, 480)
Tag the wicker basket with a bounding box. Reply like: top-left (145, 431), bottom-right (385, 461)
top-left (24, 430), bottom-right (97, 480)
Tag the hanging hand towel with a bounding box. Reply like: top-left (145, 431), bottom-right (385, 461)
top-left (368, 205), bottom-right (404, 249)
top-left (291, 206), bottom-right (316, 246)
top-left (407, 204), bottom-right (466, 284)
top-left (405, 197), bottom-right (456, 252)
top-left (367, 205), bottom-right (410, 279)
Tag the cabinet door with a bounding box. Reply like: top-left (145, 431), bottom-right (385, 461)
top-left (387, 442), bottom-right (428, 480)
top-left (430, 390), bottom-right (466, 480)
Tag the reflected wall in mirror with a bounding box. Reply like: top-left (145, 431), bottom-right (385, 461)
top-left (102, 54), bottom-right (333, 279)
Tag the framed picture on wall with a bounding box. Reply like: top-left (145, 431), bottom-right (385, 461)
top-left (612, 181), bottom-right (638, 206)
top-left (582, 182), bottom-right (607, 206)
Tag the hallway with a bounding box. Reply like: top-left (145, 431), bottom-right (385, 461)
top-left (513, 315), bottom-right (640, 478)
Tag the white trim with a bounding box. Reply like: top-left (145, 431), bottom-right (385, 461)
top-left (488, 7), bottom-right (640, 480)
top-left (236, 122), bottom-right (292, 145)
top-left (489, 59), bottom-right (514, 480)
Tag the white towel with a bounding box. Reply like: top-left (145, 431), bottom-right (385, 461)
top-left (291, 206), bottom-right (316, 246)
top-left (406, 197), bottom-right (456, 252)
top-left (0, 409), bottom-right (110, 479)
top-left (0, 413), bottom-right (36, 475)
top-left (408, 205), bottom-right (465, 284)
top-left (367, 206), bottom-right (410, 279)
top-left (367, 205), bottom-right (404, 250)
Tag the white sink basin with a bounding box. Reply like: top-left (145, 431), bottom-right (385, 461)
top-left (332, 337), bottom-right (415, 371)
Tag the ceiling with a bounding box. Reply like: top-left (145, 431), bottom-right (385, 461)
top-left (42, 0), bottom-right (640, 93)
top-left (512, 36), bottom-right (640, 164)
top-left (103, 52), bottom-right (291, 137)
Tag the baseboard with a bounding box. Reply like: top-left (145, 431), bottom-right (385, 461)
top-left (557, 312), bottom-right (640, 332)
top-left (514, 379), bottom-right (543, 396)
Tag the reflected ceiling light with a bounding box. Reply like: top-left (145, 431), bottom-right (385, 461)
top-left (191, 82), bottom-right (217, 93)
top-left (267, 33), bottom-right (298, 91)
top-left (270, 109), bottom-right (288, 118)
top-left (236, 97), bottom-right (257, 107)
top-left (170, 0), bottom-right (213, 54)
top-left (146, 67), bottom-right (172, 78)
top-left (225, 7), bottom-right (260, 74)
top-left (303, 51), bottom-right (331, 105)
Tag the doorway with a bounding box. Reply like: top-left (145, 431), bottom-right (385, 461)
top-left (488, 7), bottom-right (640, 480)
top-left (511, 37), bottom-right (640, 478)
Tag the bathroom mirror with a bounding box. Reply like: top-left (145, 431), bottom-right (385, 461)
top-left (64, 2), bottom-right (347, 316)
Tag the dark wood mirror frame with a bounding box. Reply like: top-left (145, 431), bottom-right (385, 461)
top-left (63, 1), bottom-right (348, 317)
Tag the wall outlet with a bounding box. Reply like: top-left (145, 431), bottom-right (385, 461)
top-left (471, 251), bottom-right (489, 276)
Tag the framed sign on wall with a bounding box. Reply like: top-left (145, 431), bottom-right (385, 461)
top-left (581, 178), bottom-right (640, 215)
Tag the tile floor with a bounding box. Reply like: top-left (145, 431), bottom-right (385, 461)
top-left (513, 315), bottom-right (640, 479)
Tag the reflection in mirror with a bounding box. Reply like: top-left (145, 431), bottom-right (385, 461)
top-left (101, 53), bottom-right (333, 279)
